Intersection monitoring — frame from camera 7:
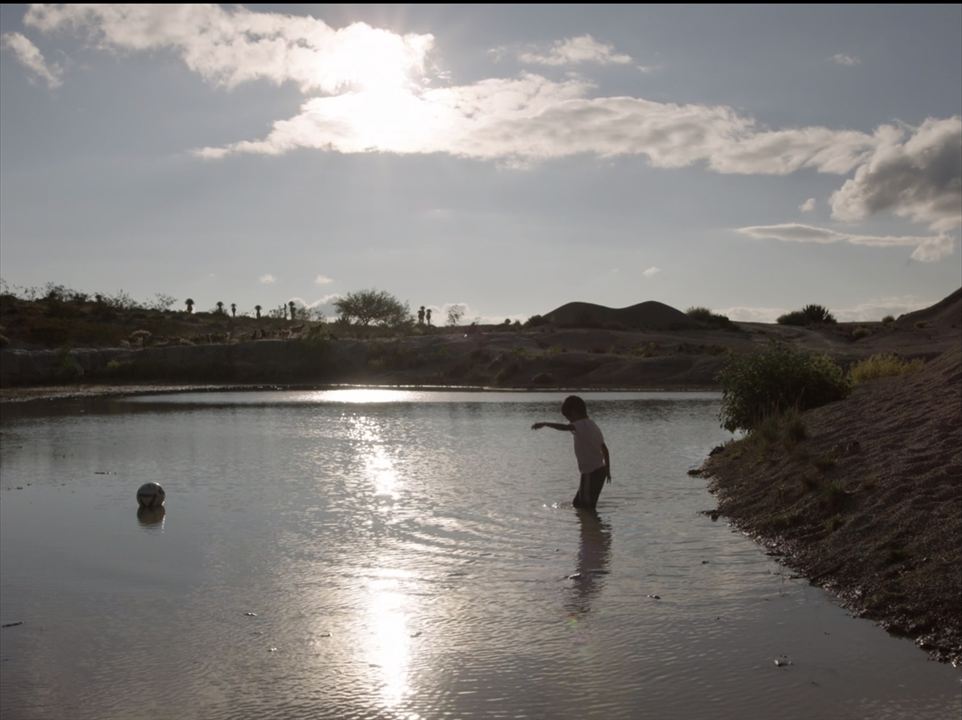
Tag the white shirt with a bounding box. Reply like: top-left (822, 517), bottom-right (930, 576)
top-left (571, 417), bottom-right (606, 474)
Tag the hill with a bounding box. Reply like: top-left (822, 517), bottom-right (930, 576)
top-left (542, 300), bottom-right (701, 331)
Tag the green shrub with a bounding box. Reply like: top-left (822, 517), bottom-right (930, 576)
top-left (881, 315), bottom-right (895, 324)
top-left (849, 353), bottom-right (924, 384)
top-left (717, 344), bottom-right (850, 432)
top-left (851, 327), bottom-right (871, 340)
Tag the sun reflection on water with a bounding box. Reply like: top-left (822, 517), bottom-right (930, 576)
top-left (366, 446), bottom-right (400, 499)
top-left (364, 573), bottom-right (414, 710)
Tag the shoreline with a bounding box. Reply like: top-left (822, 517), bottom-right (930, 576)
top-left (0, 381), bottom-right (722, 405)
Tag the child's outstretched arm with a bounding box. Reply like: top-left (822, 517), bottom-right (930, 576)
top-left (531, 422), bottom-right (574, 431)
top-left (602, 443), bottom-right (611, 483)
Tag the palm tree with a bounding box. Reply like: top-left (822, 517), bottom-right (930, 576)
top-left (230, 303), bottom-right (236, 318)
top-left (255, 304), bottom-right (262, 319)
top-left (289, 300), bottom-right (296, 321)
top-left (216, 301), bottom-right (225, 314)
top-left (185, 298), bottom-right (194, 314)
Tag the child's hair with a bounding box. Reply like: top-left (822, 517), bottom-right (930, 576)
top-left (561, 395), bottom-right (587, 418)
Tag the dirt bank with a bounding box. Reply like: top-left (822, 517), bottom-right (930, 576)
top-left (699, 346), bottom-right (961, 663)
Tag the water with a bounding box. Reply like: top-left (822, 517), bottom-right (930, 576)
top-left (1, 390), bottom-right (959, 720)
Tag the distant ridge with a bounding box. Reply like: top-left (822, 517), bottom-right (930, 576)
top-left (542, 300), bottom-right (699, 331)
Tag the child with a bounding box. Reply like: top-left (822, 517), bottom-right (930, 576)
top-left (532, 395), bottom-right (611, 509)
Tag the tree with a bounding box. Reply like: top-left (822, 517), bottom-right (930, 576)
top-left (289, 300), bottom-right (296, 321)
top-left (446, 304), bottom-right (466, 327)
top-left (216, 301), bottom-right (225, 315)
top-left (334, 289), bottom-right (411, 326)
top-left (230, 303), bottom-right (237, 317)
top-left (185, 298), bottom-right (194, 314)
top-left (255, 304), bottom-right (262, 319)
top-left (426, 308), bottom-right (432, 326)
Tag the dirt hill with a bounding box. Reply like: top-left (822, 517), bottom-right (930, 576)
top-left (542, 300), bottom-right (701, 331)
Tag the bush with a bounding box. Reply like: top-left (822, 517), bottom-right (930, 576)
top-left (718, 344), bottom-right (850, 432)
top-left (777, 304), bottom-right (837, 326)
top-left (686, 306), bottom-right (736, 330)
top-left (881, 315), bottom-right (895, 324)
top-left (849, 353), bottom-right (924, 384)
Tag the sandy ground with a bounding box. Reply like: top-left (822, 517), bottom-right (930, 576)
top-left (699, 346), bottom-right (961, 663)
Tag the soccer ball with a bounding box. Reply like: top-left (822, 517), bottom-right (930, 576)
top-left (136, 482), bottom-right (166, 509)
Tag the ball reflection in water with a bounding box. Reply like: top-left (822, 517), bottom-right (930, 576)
top-left (137, 505), bottom-right (166, 527)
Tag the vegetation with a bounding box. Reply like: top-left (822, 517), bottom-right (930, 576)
top-left (777, 304), bottom-right (837, 326)
top-left (333, 289), bottom-right (411, 327)
top-left (717, 343), bottom-right (850, 432)
top-left (686, 306), bottom-right (737, 330)
top-left (849, 353), bottom-right (924, 384)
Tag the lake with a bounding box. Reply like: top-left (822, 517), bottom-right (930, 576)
top-left (1, 389), bottom-right (959, 720)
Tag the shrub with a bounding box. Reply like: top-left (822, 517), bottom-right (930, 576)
top-left (849, 353), bottom-right (924, 384)
top-left (777, 304), bottom-right (837, 326)
top-left (851, 327), bottom-right (871, 340)
top-left (717, 344), bottom-right (850, 432)
top-left (686, 306), bottom-right (736, 330)
top-left (881, 315), bottom-right (895, 324)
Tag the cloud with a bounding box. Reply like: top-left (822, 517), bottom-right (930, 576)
top-left (830, 117), bottom-right (962, 232)
top-left (719, 295), bottom-right (938, 323)
top-left (259, 274), bottom-right (276, 284)
top-left (314, 274), bottom-right (334, 285)
top-left (1, 32), bottom-right (62, 88)
top-left (832, 295), bottom-right (938, 322)
top-left (285, 293), bottom-right (341, 320)
top-left (517, 35), bottom-right (633, 66)
top-left (715, 306), bottom-right (788, 323)
top-left (194, 73), bottom-right (881, 176)
top-left (831, 54), bottom-right (861, 66)
top-left (736, 223), bottom-right (955, 262)
top-left (20, 4), bottom-right (958, 240)
top-left (799, 197), bottom-right (816, 213)
top-left (23, 4), bottom-right (434, 93)
top-left (642, 266), bottom-right (662, 277)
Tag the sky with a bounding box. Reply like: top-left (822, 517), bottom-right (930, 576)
top-left (1, 4), bottom-right (960, 323)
